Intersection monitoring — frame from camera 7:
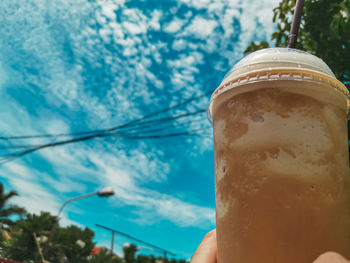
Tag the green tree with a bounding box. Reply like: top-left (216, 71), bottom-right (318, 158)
top-left (244, 0), bottom-right (350, 87)
top-left (124, 243), bottom-right (138, 263)
top-left (1, 211), bottom-right (95, 263)
top-left (1, 211), bottom-right (56, 262)
top-left (136, 254), bottom-right (153, 263)
top-left (47, 225), bottom-right (95, 263)
top-left (0, 183), bottom-right (26, 229)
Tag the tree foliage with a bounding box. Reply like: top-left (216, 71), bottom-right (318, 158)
top-left (1, 211), bottom-right (56, 262)
top-left (124, 243), bottom-right (138, 263)
top-left (0, 205), bottom-right (189, 263)
top-left (1, 211), bottom-right (95, 263)
top-left (0, 183), bottom-right (26, 229)
top-left (47, 225), bottom-right (95, 263)
top-left (244, 0), bottom-right (350, 87)
top-left (136, 254), bottom-right (153, 263)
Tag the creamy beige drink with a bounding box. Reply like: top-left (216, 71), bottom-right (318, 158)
top-left (209, 48), bottom-right (350, 263)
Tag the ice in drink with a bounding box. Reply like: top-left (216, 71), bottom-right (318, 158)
top-left (209, 48), bottom-right (350, 263)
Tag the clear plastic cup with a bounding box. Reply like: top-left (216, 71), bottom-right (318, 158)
top-left (209, 48), bottom-right (350, 263)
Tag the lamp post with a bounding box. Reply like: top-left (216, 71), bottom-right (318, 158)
top-left (45, 187), bottom-right (115, 257)
top-left (57, 187), bottom-right (115, 217)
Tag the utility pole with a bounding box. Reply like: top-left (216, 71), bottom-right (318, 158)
top-left (95, 224), bottom-right (117, 253)
top-left (111, 230), bottom-right (115, 253)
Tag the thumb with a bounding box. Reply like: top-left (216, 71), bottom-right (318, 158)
top-left (313, 252), bottom-right (350, 263)
top-left (191, 229), bottom-right (217, 263)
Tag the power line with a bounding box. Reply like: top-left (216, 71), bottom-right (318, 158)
top-left (0, 109), bottom-right (207, 151)
top-left (0, 126), bottom-right (210, 165)
top-left (0, 91), bottom-right (212, 141)
top-left (0, 116), bottom-right (208, 150)
top-left (95, 224), bottom-right (176, 257)
top-left (0, 109), bottom-right (207, 150)
top-left (0, 91), bottom-right (213, 164)
top-left (116, 126), bottom-right (210, 140)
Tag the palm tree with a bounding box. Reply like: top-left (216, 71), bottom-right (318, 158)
top-left (0, 183), bottom-right (26, 228)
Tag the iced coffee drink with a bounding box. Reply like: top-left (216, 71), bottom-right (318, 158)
top-left (209, 48), bottom-right (350, 263)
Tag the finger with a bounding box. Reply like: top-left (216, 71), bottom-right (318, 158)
top-left (191, 229), bottom-right (217, 263)
top-left (313, 252), bottom-right (350, 263)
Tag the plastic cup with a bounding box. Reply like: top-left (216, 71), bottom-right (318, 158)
top-left (209, 48), bottom-right (350, 263)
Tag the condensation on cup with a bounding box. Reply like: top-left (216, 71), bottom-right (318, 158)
top-left (209, 48), bottom-right (350, 263)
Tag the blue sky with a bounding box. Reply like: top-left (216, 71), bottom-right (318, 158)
top-left (0, 0), bottom-right (279, 260)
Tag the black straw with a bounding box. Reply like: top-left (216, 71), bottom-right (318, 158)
top-left (287, 0), bottom-right (305, 48)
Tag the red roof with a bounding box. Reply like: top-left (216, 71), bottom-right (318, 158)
top-left (0, 259), bottom-right (23, 263)
top-left (90, 246), bottom-right (106, 256)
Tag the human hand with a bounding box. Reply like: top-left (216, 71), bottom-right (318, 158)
top-left (191, 229), bottom-right (217, 263)
top-left (313, 252), bottom-right (350, 263)
top-left (191, 229), bottom-right (350, 263)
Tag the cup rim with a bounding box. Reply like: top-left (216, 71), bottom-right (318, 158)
top-left (208, 68), bottom-right (350, 122)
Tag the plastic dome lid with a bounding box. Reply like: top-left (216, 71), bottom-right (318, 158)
top-left (224, 48), bottom-right (336, 81)
top-left (209, 48), bottom-right (349, 117)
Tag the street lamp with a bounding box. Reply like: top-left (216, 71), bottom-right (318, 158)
top-left (45, 187), bottom-right (115, 258)
top-left (97, 187), bottom-right (114, 197)
top-left (57, 187), bottom-right (115, 217)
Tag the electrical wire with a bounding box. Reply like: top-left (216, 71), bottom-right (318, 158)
top-left (0, 90), bottom-right (213, 141)
top-left (0, 116), bottom-right (208, 150)
top-left (0, 90), bottom-right (213, 165)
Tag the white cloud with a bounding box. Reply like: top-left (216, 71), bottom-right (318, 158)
top-left (221, 8), bottom-right (240, 37)
top-left (11, 178), bottom-right (58, 213)
top-left (105, 186), bottom-right (215, 228)
top-left (37, 145), bottom-right (213, 228)
top-left (164, 18), bottom-right (186, 33)
top-left (192, 0), bottom-right (212, 9)
top-left (99, 27), bottom-right (113, 43)
top-left (39, 147), bottom-right (99, 183)
top-left (175, 0), bottom-right (280, 64)
top-left (43, 119), bottom-right (71, 135)
top-left (172, 39), bottom-right (188, 51)
top-left (43, 175), bottom-right (87, 194)
top-left (101, 2), bottom-right (118, 20)
top-left (96, 10), bottom-right (107, 25)
top-left (4, 163), bottom-right (32, 179)
top-left (167, 53), bottom-right (204, 92)
top-left (149, 10), bottom-right (162, 31)
top-left (1, 162), bottom-right (60, 215)
top-left (144, 193), bottom-right (215, 227)
top-left (22, 140), bottom-right (214, 228)
top-left (185, 16), bottom-right (218, 38)
top-left (123, 21), bottom-right (147, 35)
